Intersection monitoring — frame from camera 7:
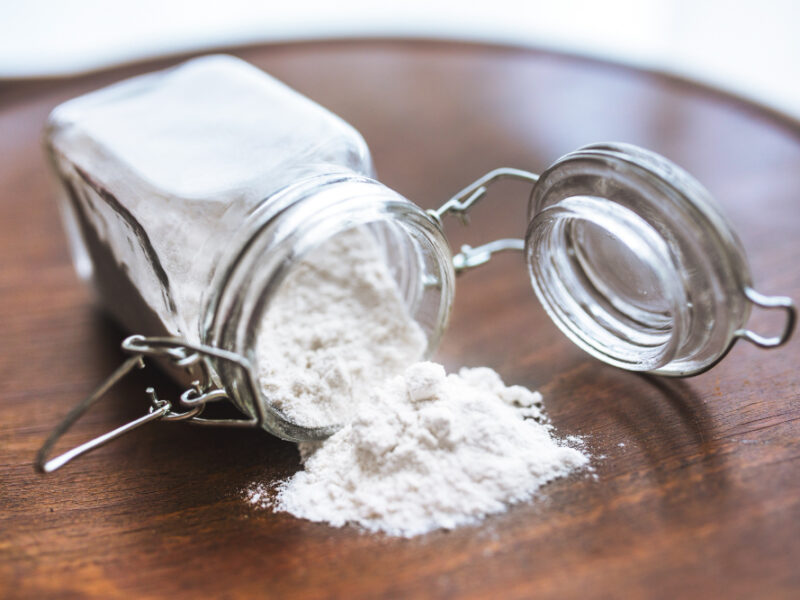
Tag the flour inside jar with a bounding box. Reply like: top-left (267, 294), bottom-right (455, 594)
top-left (255, 227), bottom-right (428, 428)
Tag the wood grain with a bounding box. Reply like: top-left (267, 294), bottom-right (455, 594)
top-left (1, 40), bottom-right (799, 599)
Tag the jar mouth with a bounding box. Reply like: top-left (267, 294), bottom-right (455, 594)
top-left (205, 174), bottom-right (454, 441)
top-left (527, 195), bottom-right (688, 371)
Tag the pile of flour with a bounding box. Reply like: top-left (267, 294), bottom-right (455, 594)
top-left (248, 227), bottom-right (589, 537)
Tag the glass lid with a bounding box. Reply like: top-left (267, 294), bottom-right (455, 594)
top-left (429, 142), bottom-right (795, 377)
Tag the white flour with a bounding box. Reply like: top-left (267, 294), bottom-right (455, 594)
top-left (255, 228), bottom-right (427, 428)
top-left (248, 227), bottom-right (589, 536)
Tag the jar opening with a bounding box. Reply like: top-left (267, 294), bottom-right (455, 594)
top-left (208, 176), bottom-right (454, 440)
top-left (252, 219), bottom-right (448, 431)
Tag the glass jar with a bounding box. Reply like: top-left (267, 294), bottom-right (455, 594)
top-left (44, 54), bottom-right (454, 443)
top-left (37, 55), bottom-right (795, 472)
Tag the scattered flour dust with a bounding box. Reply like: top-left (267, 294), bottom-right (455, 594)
top-left (246, 227), bottom-right (590, 537)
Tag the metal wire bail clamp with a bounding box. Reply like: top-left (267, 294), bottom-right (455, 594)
top-left (34, 335), bottom-right (262, 473)
top-left (427, 167), bottom-right (540, 273)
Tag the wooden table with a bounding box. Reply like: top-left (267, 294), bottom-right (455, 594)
top-left (1, 41), bottom-right (798, 599)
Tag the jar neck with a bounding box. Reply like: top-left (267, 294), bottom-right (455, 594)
top-left (203, 170), bottom-right (454, 440)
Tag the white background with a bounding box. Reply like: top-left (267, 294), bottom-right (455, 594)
top-left (3, 0), bottom-right (799, 120)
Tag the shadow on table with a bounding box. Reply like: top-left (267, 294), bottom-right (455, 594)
top-left (580, 363), bottom-right (731, 519)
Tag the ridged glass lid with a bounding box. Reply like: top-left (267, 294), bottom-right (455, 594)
top-left (524, 143), bottom-right (794, 376)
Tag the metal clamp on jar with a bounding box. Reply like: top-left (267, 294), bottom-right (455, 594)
top-left (36, 56), bottom-right (795, 473)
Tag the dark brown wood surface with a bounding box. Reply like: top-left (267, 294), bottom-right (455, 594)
top-left (1, 40), bottom-right (799, 599)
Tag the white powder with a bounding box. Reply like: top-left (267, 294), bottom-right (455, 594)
top-left (269, 363), bottom-right (589, 536)
top-left (248, 227), bottom-right (589, 536)
top-left (255, 228), bottom-right (427, 428)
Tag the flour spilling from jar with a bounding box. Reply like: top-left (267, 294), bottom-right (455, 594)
top-left (248, 226), bottom-right (589, 537)
top-left (255, 228), bottom-right (427, 428)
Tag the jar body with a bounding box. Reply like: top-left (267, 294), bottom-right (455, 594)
top-left (46, 55), bottom-right (381, 345)
top-left (46, 55), bottom-right (455, 437)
